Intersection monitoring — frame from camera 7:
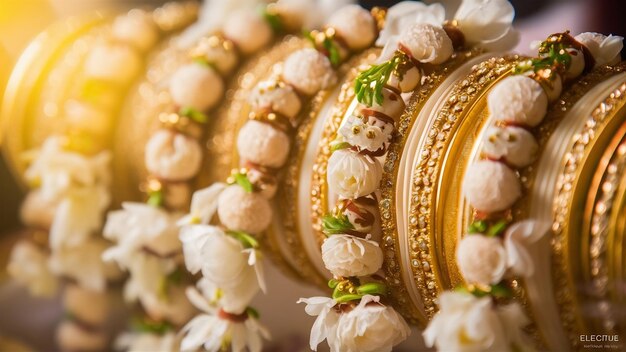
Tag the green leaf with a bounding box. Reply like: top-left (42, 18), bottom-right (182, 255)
top-left (468, 220), bottom-right (488, 234)
top-left (179, 106), bottom-right (208, 124)
top-left (166, 268), bottom-right (183, 284)
top-left (489, 283), bottom-right (512, 298)
top-left (487, 220), bottom-right (508, 237)
top-left (334, 294), bottom-right (364, 303)
top-left (147, 189), bottom-right (164, 207)
top-left (302, 30), bottom-right (315, 45)
top-left (322, 213), bottom-right (354, 235)
top-left (354, 51), bottom-right (405, 107)
top-left (246, 306), bottom-right (260, 319)
top-left (263, 9), bottom-right (283, 33)
top-left (330, 140), bottom-right (351, 152)
top-left (233, 172), bottom-right (254, 193)
top-left (514, 38), bottom-right (573, 78)
top-left (193, 57), bottom-right (211, 68)
top-left (454, 285), bottom-right (470, 294)
top-left (356, 282), bottom-right (388, 296)
top-left (227, 230), bottom-right (259, 249)
top-left (132, 318), bottom-right (173, 335)
top-left (323, 37), bottom-right (341, 67)
top-left (328, 279), bottom-right (339, 289)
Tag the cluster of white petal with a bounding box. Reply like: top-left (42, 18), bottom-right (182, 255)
top-left (424, 292), bottom-right (533, 351)
top-left (299, 295), bottom-right (410, 352)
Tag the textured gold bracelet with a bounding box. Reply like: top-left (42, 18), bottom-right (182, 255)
top-left (407, 55), bottom-right (520, 323)
top-left (549, 73), bottom-right (626, 348)
top-left (584, 116), bottom-right (626, 335)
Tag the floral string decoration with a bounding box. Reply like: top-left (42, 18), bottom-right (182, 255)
top-left (300, 1), bottom-right (518, 351)
top-left (177, 4), bottom-right (382, 351)
top-left (103, 1), bottom-right (354, 350)
top-left (423, 31), bottom-right (623, 351)
top-left (5, 4), bottom-right (197, 350)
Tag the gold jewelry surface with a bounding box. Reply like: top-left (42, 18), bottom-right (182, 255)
top-left (407, 56), bottom-right (520, 324)
top-left (551, 75), bottom-right (626, 348)
top-left (0, 13), bottom-right (109, 188)
top-left (376, 49), bottom-right (484, 326)
top-left (584, 117), bottom-right (626, 336)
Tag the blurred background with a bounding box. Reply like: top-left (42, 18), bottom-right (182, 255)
top-left (0, 0), bottom-right (624, 350)
top-left (2, 0), bottom-right (626, 239)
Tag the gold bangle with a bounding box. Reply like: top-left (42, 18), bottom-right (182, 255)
top-left (584, 116), bottom-right (626, 335)
top-left (277, 47), bottom-right (382, 289)
top-left (406, 55), bottom-right (521, 324)
top-left (549, 74), bottom-right (626, 348)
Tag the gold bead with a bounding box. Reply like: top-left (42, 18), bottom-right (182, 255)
top-left (365, 130), bottom-right (376, 139)
top-left (352, 126), bottom-right (361, 134)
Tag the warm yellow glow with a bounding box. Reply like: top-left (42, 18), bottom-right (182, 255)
top-left (0, 0), bottom-right (56, 58)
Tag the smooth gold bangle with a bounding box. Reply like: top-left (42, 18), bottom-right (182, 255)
top-left (0, 13), bottom-right (109, 187)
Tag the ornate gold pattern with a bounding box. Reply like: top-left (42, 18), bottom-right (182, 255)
top-left (408, 56), bottom-right (518, 323)
top-left (378, 49), bottom-right (485, 325)
top-left (507, 64), bottom-right (626, 349)
top-left (585, 118), bottom-right (626, 335)
top-left (550, 77), bottom-right (626, 348)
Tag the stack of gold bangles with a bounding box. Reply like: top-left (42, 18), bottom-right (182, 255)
top-left (2, 0), bottom-right (626, 351)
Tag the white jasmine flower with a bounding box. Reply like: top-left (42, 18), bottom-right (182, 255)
top-left (327, 149), bottom-right (382, 199)
top-left (177, 0), bottom-right (262, 47)
top-left (330, 295), bottom-right (410, 352)
top-left (376, 1), bottom-right (445, 61)
top-left (7, 240), bottom-right (58, 297)
top-left (297, 296), bottom-right (339, 351)
top-left (338, 115), bottom-right (393, 153)
top-left (20, 190), bottom-right (58, 230)
top-left (23, 137), bottom-right (111, 249)
top-left (121, 252), bottom-right (177, 307)
top-left (216, 184), bottom-right (273, 235)
top-left (399, 23), bottom-right (453, 64)
top-left (454, 0), bottom-right (519, 51)
top-left (271, 0), bottom-right (353, 31)
top-left (496, 302), bottom-right (534, 351)
top-left (282, 48), bottom-right (337, 96)
top-left (24, 137), bottom-right (111, 200)
top-left (178, 183), bottom-right (227, 226)
top-left (116, 332), bottom-right (179, 352)
top-left (424, 291), bottom-right (509, 351)
top-left (325, 5), bottom-right (377, 51)
top-left (456, 234), bottom-right (507, 286)
top-left (462, 160), bottom-right (522, 213)
top-left (181, 287), bottom-right (270, 352)
top-left (575, 32), bottom-right (624, 67)
top-left (112, 10), bottom-right (159, 51)
top-left (179, 225), bottom-right (222, 274)
top-left (103, 202), bottom-right (181, 267)
top-left (144, 129), bottom-right (203, 181)
top-left (49, 184), bottom-right (110, 249)
top-left (321, 234), bottom-right (383, 277)
top-left (49, 237), bottom-right (118, 292)
top-left (504, 220), bottom-right (550, 277)
top-left (192, 226), bottom-right (265, 314)
top-left (141, 284), bottom-right (197, 326)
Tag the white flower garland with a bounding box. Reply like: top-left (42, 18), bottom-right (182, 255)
top-left (301, 1), bottom-right (517, 351)
top-left (100, 1), bottom-right (357, 350)
top-left (424, 30), bottom-right (624, 351)
top-left (6, 4), bottom-right (187, 350)
top-left (176, 3), bottom-right (380, 351)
